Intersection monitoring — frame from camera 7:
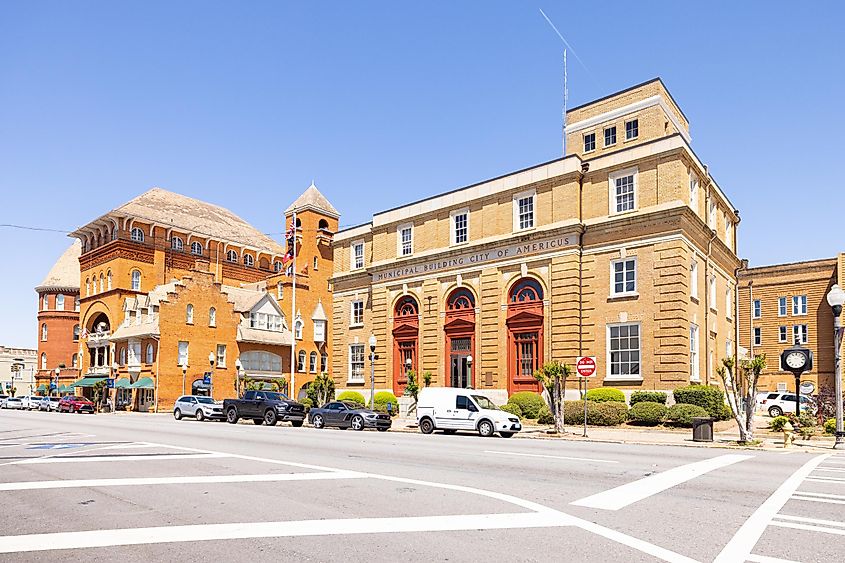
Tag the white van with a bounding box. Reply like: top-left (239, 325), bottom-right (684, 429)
top-left (416, 388), bottom-right (521, 438)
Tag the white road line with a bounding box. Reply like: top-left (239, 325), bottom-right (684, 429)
top-left (774, 514), bottom-right (845, 528)
top-left (806, 476), bottom-right (845, 483)
top-left (484, 450), bottom-right (618, 464)
top-left (814, 467), bottom-right (845, 473)
top-left (713, 453), bottom-right (831, 563)
top-left (746, 555), bottom-right (800, 563)
top-left (570, 454), bottom-right (752, 511)
top-left (791, 495), bottom-right (845, 505)
top-left (10, 452), bottom-right (230, 465)
top-left (0, 471), bottom-right (366, 491)
top-left (770, 521), bottom-right (845, 536)
top-left (794, 491), bottom-right (845, 500)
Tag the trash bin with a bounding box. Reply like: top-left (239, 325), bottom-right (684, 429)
top-left (692, 417), bottom-right (714, 442)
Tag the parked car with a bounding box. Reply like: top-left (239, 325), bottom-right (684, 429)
top-left (758, 392), bottom-right (813, 417)
top-left (38, 397), bottom-right (60, 412)
top-left (2, 397), bottom-right (23, 410)
top-left (0, 395), bottom-right (8, 407)
top-left (20, 396), bottom-right (41, 410)
top-left (173, 395), bottom-right (224, 421)
top-left (308, 401), bottom-right (392, 431)
top-left (222, 390), bottom-right (306, 426)
top-left (58, 395), bottom-right (95, 414)
top-left (416, 388), bottom-right (521, 438)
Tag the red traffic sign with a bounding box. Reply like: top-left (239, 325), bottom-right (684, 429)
top-left (575, 356), bottom-right (597, 377)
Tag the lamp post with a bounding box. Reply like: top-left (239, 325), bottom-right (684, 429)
top-left (208, 352), bottom-right (216, 398)
top-left (235, 358), bottom-right (243, 398)
top-left (54, 367), bottom-right (60, 397)
top-left (826, 284), bottom-right (845, 449)
top-left (466, 355), bottom-right (473, 389)
top-left (369, 334), bottom-right (377, 409)
top-left (111, 362), bottom-right (119, 408)
top-left (181, 363), bottom-right (187, 396)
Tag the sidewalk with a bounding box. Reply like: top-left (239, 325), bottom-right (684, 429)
top-left (389, 416), bottom-right (837, 453)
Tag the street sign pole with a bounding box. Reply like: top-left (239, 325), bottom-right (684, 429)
top-left (574, 356), bottom-right (597, 438)
top-left (583, 376), bottom-right (588, 437)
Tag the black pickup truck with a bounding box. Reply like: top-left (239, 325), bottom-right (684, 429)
top-left (222, 390), bottom-right (306, 426)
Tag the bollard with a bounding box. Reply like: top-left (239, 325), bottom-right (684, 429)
top-left (783, 421), bottom-right (795, 448)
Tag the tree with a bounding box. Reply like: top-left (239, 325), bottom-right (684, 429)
top-left (533, 360), bottom-right (572, 434)
top-left (717, 354), bottom-right (766, 443)
top-left (405, 370), bottom-right (420, 415)
top-left (422, 371), bottom-right (432, 387)
top-left (92, 379), bottom-right (109, 413)
top-left (307, 372), bottom-right (335, 407)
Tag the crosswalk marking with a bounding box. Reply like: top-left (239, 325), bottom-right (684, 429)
top-left (774, 514), bottom-right (845, 529)
top-left (791, 495), bottom-right (845, 505)
top-left (806, 476), bottom-right (845, 483)
top-left (484, 450), bottom-right (618, 464)
top-left (770, 520), bottom-right (845, 536)
top-left (793, 491), bottom-right (845, 500)
top-left (571, 454), bottom-right (752, 511)
top-left (745, 555), bottom-right (800, 563)
top-left (10, 452), bottom-right (230, 465)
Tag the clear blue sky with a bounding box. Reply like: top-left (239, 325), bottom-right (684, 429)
top-left (1, 2), bottom-right (843, 349)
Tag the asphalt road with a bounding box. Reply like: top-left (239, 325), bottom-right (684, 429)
top-left (0, 410), bottom-right (842, 562)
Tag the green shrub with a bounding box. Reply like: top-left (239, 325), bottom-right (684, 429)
top-left (666, 403), bottom-right (709, 427)
top-left (562, 400), bottom-right (627, 426)
top-left (629, 391), bottom-right (667, 406)
top-left (770, 415), bottom-right (790, 432)
top-left (537, 405), bottom-right (554, 424)
top-left (585, 387), bottom-right (626, 403)
top-left (299, 397), bottom-right (313, 412)
top-left (508, 392), bottom-right (546, 419)
top-left (499, 403), bottom-right (522, 418)
top-left (673, 385), bottom-right (727, 419)
top-left (628, 401), bottom-right (667, 426)
top-left (824, 418), bottom-right (836, 434)
top-left (337, 391), bottom-right (366, 405)
top-left (374, 391), bottom-right (399, 415)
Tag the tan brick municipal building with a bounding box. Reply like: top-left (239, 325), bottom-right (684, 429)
top-left (331, 79), bottom-right (741, 403)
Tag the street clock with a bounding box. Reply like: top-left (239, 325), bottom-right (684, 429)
top-left (780, 341), bottom-right (813, 416)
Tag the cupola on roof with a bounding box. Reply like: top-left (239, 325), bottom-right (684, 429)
top-left (285, 183), bottom-right (340, 219)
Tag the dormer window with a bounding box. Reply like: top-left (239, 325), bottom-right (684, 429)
top-left (131, 228), bottom-right (144, 242)
top-left (243, 254), bottom-right (254, 267)
top-left (191, 242), bottom-right (203, 255)
top-left (274, 261), bottom-right (283, 272)
top-left (171, 237), bottom-right (183, 251)
top-left (226, 250), bottom-right (238, 263)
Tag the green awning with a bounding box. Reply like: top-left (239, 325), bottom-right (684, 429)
top-left (71, 376), bottom-right (107, 388)
top-left (36, 384), bottom-right (47, 392)
top-left (129, 377), bottom-right (154, 389)
top-left (114, 378), bottom-right (131, 389)
top-left (58, 384), bottom-right (71, 392)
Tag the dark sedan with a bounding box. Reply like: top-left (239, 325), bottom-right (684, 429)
top-left (308, 401), bottom-right (391, 431)
top-left (58, 396), bottom-right (95, 414)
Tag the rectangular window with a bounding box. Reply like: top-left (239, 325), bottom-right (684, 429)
top-left (709, 276), bottom-right (717, 310)
top-left (793, 324), bottom-right (808, 345)
top-left (689, 174), bottom-right (699, 213)
top-left (708, 198), bottom-right (717, 229)
top-left (604, 126), bottom-right (616, 147)
top-left (611, 258), bottom-right (637, 296)
top-left (453, 211), bottom-right (468, 245)
top-left (399, 225), bottom-right (413, 256)
top-left (753, 299), bottom-right (761, 319)
top-left (690, 323), bottom-right (699, 381)
top-left (625, 119), bottom-right (638, 140)
top-left (75, 296), bottom-right (80, 312)
top-left (608, 323), bottom-right (641, 379)
top-left (778, 297), bottom-right (787, 317)
top-left (779, 326), bottom-right (788, 343)
top-left (726, 339), bottom-right (733, 359)
top-left (514, 332), bottom-right (539, 377)
top-left (725, 219), bottom-right (733, 249)
top-left (610, 170), bottom-right (636, 214)
top-left (516, 193), bottom-right (535, 230)
top-left (753, 327), bottom-right (762, 346)
top-left (216, 344), bottom-right (226, 368)
top-left (177, 341), bottom-right (189, 366)
top-left (313, 320), bottom-right (326, 342)
top-left (349, 344), bottom-right (365, 382)
top-left (725, 288), bottom-right (732, 318)
top-left (277, 282), bottom-right (283, 300)
top-left (583, 132), bottom-right (595, 152)
top-left (56, 294), bottom-right (65, 310)
top-left (351, 300), bottom-right (364, 326)
top-left (792, 295), bottom-right (807, 316)
top-left (352, 242), bottom-right (364, 270)
top-left (690, 260), bottom-right (698, 299)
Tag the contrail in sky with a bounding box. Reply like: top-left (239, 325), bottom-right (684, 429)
top-left (538, 8), bottom-right (591, 76)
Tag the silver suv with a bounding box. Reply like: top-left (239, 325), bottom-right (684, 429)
top-left (758, 392), bottom-right (813, 417)
top-left (173, 395), bottom-right (224, 421)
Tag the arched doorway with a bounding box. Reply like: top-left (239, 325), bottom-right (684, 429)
top-left (392, 295), bottom-right (419, 396)
top-left (506, 278), bottom-right (544, 395)
top-left (86, 312), bottom-right (112, 370)
top-left (444, 288), bottom-right (476, 388)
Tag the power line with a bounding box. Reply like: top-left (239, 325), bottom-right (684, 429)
top-left (0, 224), bottom-right (72, 234)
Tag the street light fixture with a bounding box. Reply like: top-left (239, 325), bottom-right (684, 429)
top-left (181, 363), bottom-right (187, 396)
top-left (466, 355), bottom-right (473, 389)
top-left (208, 352), bottom-right (216, 398)
top-left (235, 358), bottom-right (243, 398)
top-left (54, 367), bottom-right (60, 397)
top-left (369, 334), bottom-right (377, 409)
top-left (826, 284), bottom-right (845, 449)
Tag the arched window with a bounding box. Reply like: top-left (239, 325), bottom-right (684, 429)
top-left (297, 350), bottom-right (306, 372)
top-left (243, 254), bottom-right (254, 267)
top-left (130, 227), bottom-right (144, 242)
top-left (313, 256), bottom-right (319, 270)
top-left (85, 278), bottom-right (90, 296)
top-left (318, 218), bottom-right (329, 230)
top-left (447, 288), bottom-right (475, 310)
top-left (186, 304), bottom-right (194, 324)
top-left (56, 294), bottom-right (65, 310)
top-left (107, 271), bottom-right (112, 290)
top-left (208, 307), bottom-right (216, 327)
top-left (276, 282), bottom-right (283, 299)
top-left (509, 278), bottom-right (544, 302)
top-left (71, 353), bottom-right (78, 368)
top-left (99, 273), bottom-right (104, 293)
top-left (112, 228), bottom-right (118, 241)
top-left (191, 242), bottom-right (203, 255)
top-left (294, 318), bottom-right (303, 340)
top-left (395, 296), bottom-right (419, 317)
top-left (274, 261), bottom-right (283, 272)
top-left (75, 296), bottom-right (80, 311)
top-left (131, 270), bottom-right (141, 291)
top-left (146, 343), bottom-right (154, 364)
top-left (309, 351), bottom-right (318, 373)
top-left (320, 352), bottom-right (328, 373)
top-left (120, 347), bottom-right (127, 366)
top-left (226, 250), bottom-right (238, 263)
top-left (41, 323), bottom-right (48, 341)
top-left (41, 353), bottom-right (47, 370)
top-left (42, 294), bottom-right (49, 310)
top-left (171, 236), bottom-right (183, 251)
top-left (73, 325), bottom-right (80, 342)
top-left (295, 217), bottom-right (302, 228)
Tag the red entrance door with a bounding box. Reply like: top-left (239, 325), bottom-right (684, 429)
top-left (392, 296), bottom-right (419, 396)
top-left (507, 278), bottom-right (544, 395)
top-left (444, 288), bottom-right (476, 388)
